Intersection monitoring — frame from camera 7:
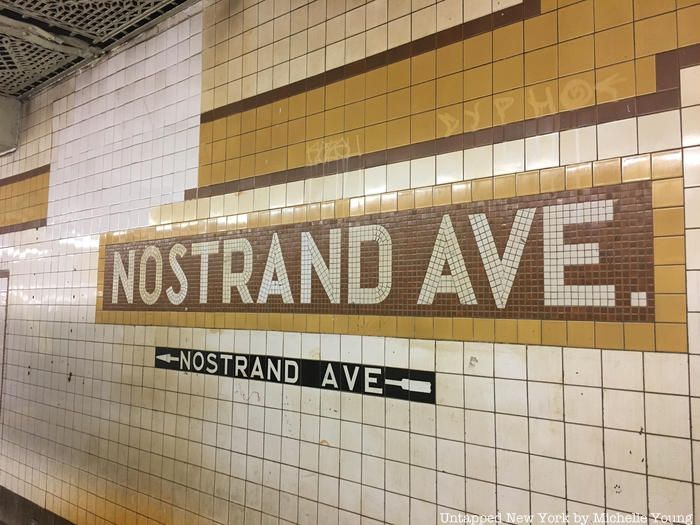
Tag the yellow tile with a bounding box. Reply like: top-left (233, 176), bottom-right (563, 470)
top-left (494, 174), bottom-right (516, 199)
top-left (464, 33), bottom-right (492, 69)
top-left (525, 46), bottom-right (558, 85)
top-left (542, 320), bottom-right (567, 345)
top-left (411, 81), bottom-right (436, 114)
top-left (452, 181), bottom-right (472, 203)
top-left (656, 294), bottom-right (687, 323)
top-left (493, 56), bottom-right (524, 93)
top-left (411, 111), bottom-right (436, 143)
top-left (540, 167), bottom-right (565, 193)
top-left (652, 178), bottom-right (684, 208)
top-left (472, 178), bottom-right (493, 201)
top-left (387, 117), bottom-right (411, 148)
top-left (559, 71), bottom-right (596, 110)
top-left (433, 184), bottom-right (452, 206)
top-left (678, 4), bottom-right (700, 46)
top-left (474, 318), bottom-right (495, 341)
top-left (595, 322), bottom-right (625, 349)
top-left (634, 12), bottom-right (677, 57)
top-left (397, 189), bottom-right (414, 210)
top-left (388, 88), bottom-right (411, 119)
top-left (326, 81), bottom-right (345, 109)
top-left (256, 104), bottom-right (272, 128)
top-left (516, 171), bottom-right (540, 196)
top-left (388, 59), bottom-right (411, 91)
top-left (559, 0), bottom-right (594, 40)
top-left (524, 12), bottom-right (558, 51)
top-left (289, 93), bottom-right (307, 119)
top-left (559, 36), bottom-right (594, 76)
top-left (655, 265), bottom-right (686, 294)
top-left (634, 0), bottom-right (675, 19)
top-left (653, 236), bottom-right (685, 265)
top-left (381, 192), bottom-right (397, 212)
top-left (434, 318), bottom-right (453, 339)
top-left (380, 316), bottom-right (397, 337)
top-left (566, 163), bottom-right (593, 189)
top-left (464, 65), bottom-right (492, 101)
top-left (436, 104), bottom-right (464, 138)
top-left (414, 187), bottom-right (433, 208)
top-left (464, 96), bottom-right (493, 131)
top-left (568, 321), bottom-right (595, 348)
top-left (493, 88), bottom-right (524, 125)
top-left (593, 158), bottom-right (622, 186)
top-left (652, 150), bottom-right (682, 180)
top-left (653, 207), bottom-right (685, 236)
top-left (366, 67), bottom-right (388, 98)
top-left (655, 323), bottom-right (687, 353)
top-left (365, 122), bottom-right (387, 152)
top-left (595, 0), bottom-right (633, 29)
top-left (495, 319), bottom-right (518, 343)
top-left (412, 51), bottom-right (436, 85)
top-left (437, 42), bottom-right (463, 77)
top-left (345, 74), bottom-right (365, 105)
top-left (622, 154), bottom-right (650, 182)
top-left (518, 319), bottom-right (541, 344)
top-left (453, 318), bottom-right (474, 340)
top-left (396, 316), bottom-right (414, 338)
top-left (414, 317), bottom-right (434, 339)
top-left (595, 25), bottom-right (634, 67)
top-left (525, 80), bottom-right (559, 118)
top-left (624, 322), bottom-right (655, 350)
top-left (365, 195), bottom-right (380, 214)
top-left (635, 56), bottom-right (657, 95)
top-left (493, 22), bottom-right (523, 59)
top-left (596, 61), bottom-right (636, 103)
top-left (345, 101), bottom-right (365, 131)
top-left (437, 72), bottom-right (463, 107)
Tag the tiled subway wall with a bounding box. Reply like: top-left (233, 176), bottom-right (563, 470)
top-left (2, 0), bottom-right (700, 524)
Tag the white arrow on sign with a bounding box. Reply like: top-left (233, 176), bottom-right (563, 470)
top-left (156, 353), bottom-right (179, 364)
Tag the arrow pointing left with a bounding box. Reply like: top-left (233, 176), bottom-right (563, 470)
top-left (156, 353), bottom-right (179, 364)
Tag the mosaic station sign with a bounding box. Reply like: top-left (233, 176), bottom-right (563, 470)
top-left (103, 182), bottom-right (653, 322)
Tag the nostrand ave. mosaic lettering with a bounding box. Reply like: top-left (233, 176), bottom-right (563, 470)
top-left (103, 182), bottom-right (654, 321)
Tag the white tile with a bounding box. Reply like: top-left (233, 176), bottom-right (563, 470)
top-left (605, 470), bottom-right (647, 514)
top-left (527, 382), bottom-right (563, 420)
top-left (495, 378), bottom-right (527, 415)
top-left (682, 105), bottom-right (700, 147)
top-left (560, 126), bottom-right (597, 165)
top-left (493, 139), bottom-right (524, 175)
top-left (463, 145), bottom-right (493, 180)
top-left (602, 350), bottom-right (643, 390)
top-left (410, 156), bottom-right (436, 188)
top-left (688, 271), bottom-right (700, 311)
top-left (529, 419), bottom-right (565, 459)
top-left (530, 456), bottom-right (565, 498)
top-left (436, 150), bottom-right (463, 184)
top-left (494, 344), bottom-right (526, 379)
top-left (527, 345), bottom-right (562, 383)
top-left (565, 424), bottom-right (603, 465)
top-left (646, 435), bottom-right (691, 481)
top-left (343, 169), bottom-right (364, 197)
top-left (645, 393), bottom-right (690, 438)
top-left (638, 110), bottom-right (681, 153)
top-left (495, 414), bottom-right (528, 452)
top-left (563, 347), bottom-right (601, 387)
top-left (525, 133), bottom-right (559, 170)
top-left (648, 478), bottom-right (693, 519)
top-left (604, 428), bottom-right (646, 473)
top-left (686, 231), bottom-right (700, 270)
top-left (564, 386), bottom-right (602, 425)
top-left (681, 65), bottom-right (700, 107)
top-left (464, 342), bottom-right (494, 376)
top-left (689, 312), bottom-right (700, 354)
top-left (566, 463), bottom-right (604, 506)
top-left (685, 146), bottom-right (700, 187)
top-left (466, 444), bottom-right (495, 482)
top-left (364, 165), bottom-right (386, 195)
top-left (603, 389), bottom-right (644, 432)
top-left (496, 449), bottom-right (529, 489)
top-left (597, 118), bottom-right (637, 160)
top-left (464, 376), bottom-right (494, 411)
top-left (386, 161), bottom-right (410, 191)
top-left (644, 353), bottom-right (689, 395)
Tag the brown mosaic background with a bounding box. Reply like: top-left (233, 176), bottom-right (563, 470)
top-left (105, 181), bottom-right (653, 322)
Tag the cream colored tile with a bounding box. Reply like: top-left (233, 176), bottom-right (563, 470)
top-left (597, 118), bottom-right (638, 159)
top-left (681, 65), bottom-right (700, 107)
top-left (525, 133), bottom-right (559, 170)
top-left (560, 126), bottom-right (597, 165)
top-left (464, 145), bottom-right (493, 180)
top-left (682, 106), bottom-right (700, 147)
top-left (638, 110), bottom-right (681, 153)
top-left (436, 151), bottom-right (464, 184)
top-left (494, 139), bottom-right (524, 176)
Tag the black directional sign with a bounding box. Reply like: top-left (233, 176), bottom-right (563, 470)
top-left (155, 347), bottom-right (436, 404)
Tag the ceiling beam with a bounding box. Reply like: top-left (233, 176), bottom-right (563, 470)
top-left (0, 13), bottom-right (99, 58)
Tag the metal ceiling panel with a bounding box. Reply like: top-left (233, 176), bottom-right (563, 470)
top-left (0, 0), bottom-right (195, 98)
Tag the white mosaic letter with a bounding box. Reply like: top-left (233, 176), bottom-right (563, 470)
top-left (301, 229), bottom-right (341, 304)
top-left (348, 224), bottom-right (392, 304)
top-left (470, 208), bottom-right (536, 309)
top-left (139, 245), bottom-right (163, 305)
top-left (258, 233), bottom-right (294, 303)
top-left (111, 250), bottom-right (135, 304)
top-left (543, 199), bottom-right (615, 307)
top-left (166, 243), bottom-right (188, 305)
top-left (192, 240), bottom-right (219, 304)
top-left (418, 214), bottom-right (476, 305)
top-left (223, 238), bottom-right (253, 304)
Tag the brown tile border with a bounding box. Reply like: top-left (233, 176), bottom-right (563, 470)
top-left (0, 269), bottom-right (9, 278)
top-left (200, 0), bottom-right (542, 124)
top-left (0, 164), bottom-right (50, 188)
top-left (0, 218), bottom-right (47, 235)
